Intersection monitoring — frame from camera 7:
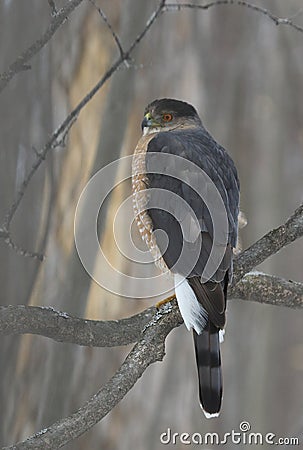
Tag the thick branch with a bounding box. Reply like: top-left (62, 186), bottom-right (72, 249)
top-left (0, 305), bottom-right (156, 346)
top-left (1, 271), bottom-right (303, 346)
top-left (3, 303), bottom-right (182, 450)
top-left (230, 272), bottom-right (303, 308)
top-left (0, 0), bottom-right (84, 93)
top-left (232, 204), bottom-right (303, 285)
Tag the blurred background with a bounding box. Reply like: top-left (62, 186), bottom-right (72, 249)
top-left (1, 0), bottom-right (303, 448)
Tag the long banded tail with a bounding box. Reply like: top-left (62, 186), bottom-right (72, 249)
top-left (174, 275), bottom-right (226, 417)
top-left (193, 321), bottom-right (222, 418)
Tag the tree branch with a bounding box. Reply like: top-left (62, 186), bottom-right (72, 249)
top-left (230, 272), bottom-right (303, 308)
top-left (2, 234), bottom-right (44, 261)
top-left (48, 0), bottom-right (58, 17)
top-left (2, 303), bottom-right (182, 450)
top-left (0, 304), bottom-right (157, 346)
top-left (0, 0), bottom-right (85, 93)
top-left (1, 271), bottom-right (303, 346)
top-left (89, 0), bottom-right (125, 59)
top-left (164, 1), bottom-right (303, 33)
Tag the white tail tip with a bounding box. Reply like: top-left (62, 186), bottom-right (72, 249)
top-left (203, 410), bottom-right (220, 419)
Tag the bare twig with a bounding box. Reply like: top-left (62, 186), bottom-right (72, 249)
top-left (52, 112), bottom-right (78, 149)
top-left (0, 0), bottom-right (84, 93)
top-left (126, 0), bottom-right (165, 55)
top-left (89, 0), bottom-right (125, 58)
top-left (2, 302), bottom-right (182, 450)
top-left (48, 0), bottom-right (58, 17)
top-left (164, 1), bottom-right (303, 33)
top-left (288, 7), bottom-right (303, 22)
top-left (2, 153), bottom-right (44, 230)
top-left (232, 204), bottom-right (303, 286)
top-left (3, 235), bottom-right (44, 261)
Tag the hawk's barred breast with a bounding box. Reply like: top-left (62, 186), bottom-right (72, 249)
top-left (132, 133), bottom-right (169, 273)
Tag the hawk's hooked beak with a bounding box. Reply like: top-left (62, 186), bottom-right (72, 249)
top-left (141, 112), bottom-right (152, 130)
top-left (141, 112), bottom-right (159, 131)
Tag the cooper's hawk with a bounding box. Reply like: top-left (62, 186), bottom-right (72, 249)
top-left (132, 98), bottom-right (239, 417)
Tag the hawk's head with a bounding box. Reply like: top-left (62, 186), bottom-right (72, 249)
top-left (141, 98), bottom-right (202, 135)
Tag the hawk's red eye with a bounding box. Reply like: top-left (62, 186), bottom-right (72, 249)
top-left (162, 113), bottom-right (173, 122)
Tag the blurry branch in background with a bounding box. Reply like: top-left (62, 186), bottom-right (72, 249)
top-left (89, 0), bottom-right (125, 58)
top-left (164, 1), bottom-right (303, 33)
top-left (0, 0), bottom-right (85, 93)
top-left (2, 203), bottom-right (303, 448)
top-left (0, 233), bottom-right (44, 262)
top-left (1, 0), bottom-right (303, 261)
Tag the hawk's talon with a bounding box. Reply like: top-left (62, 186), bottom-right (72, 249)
top-left (142, 300), bottom-right (174, 333)
top-left (155, 295), bottom-right (176, 309)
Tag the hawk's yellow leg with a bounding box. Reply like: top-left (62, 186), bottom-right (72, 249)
top-left (155, 294), bottom-right (176, 309)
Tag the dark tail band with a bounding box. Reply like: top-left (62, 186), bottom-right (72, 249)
top-left (193, 321), bottom-right (222, 417)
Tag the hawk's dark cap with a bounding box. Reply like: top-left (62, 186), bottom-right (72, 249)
top-left (145, 98), bottom-right (199, 118)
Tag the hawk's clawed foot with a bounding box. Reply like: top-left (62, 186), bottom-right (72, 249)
top-left (155, 294), bottom-right (176, 309)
